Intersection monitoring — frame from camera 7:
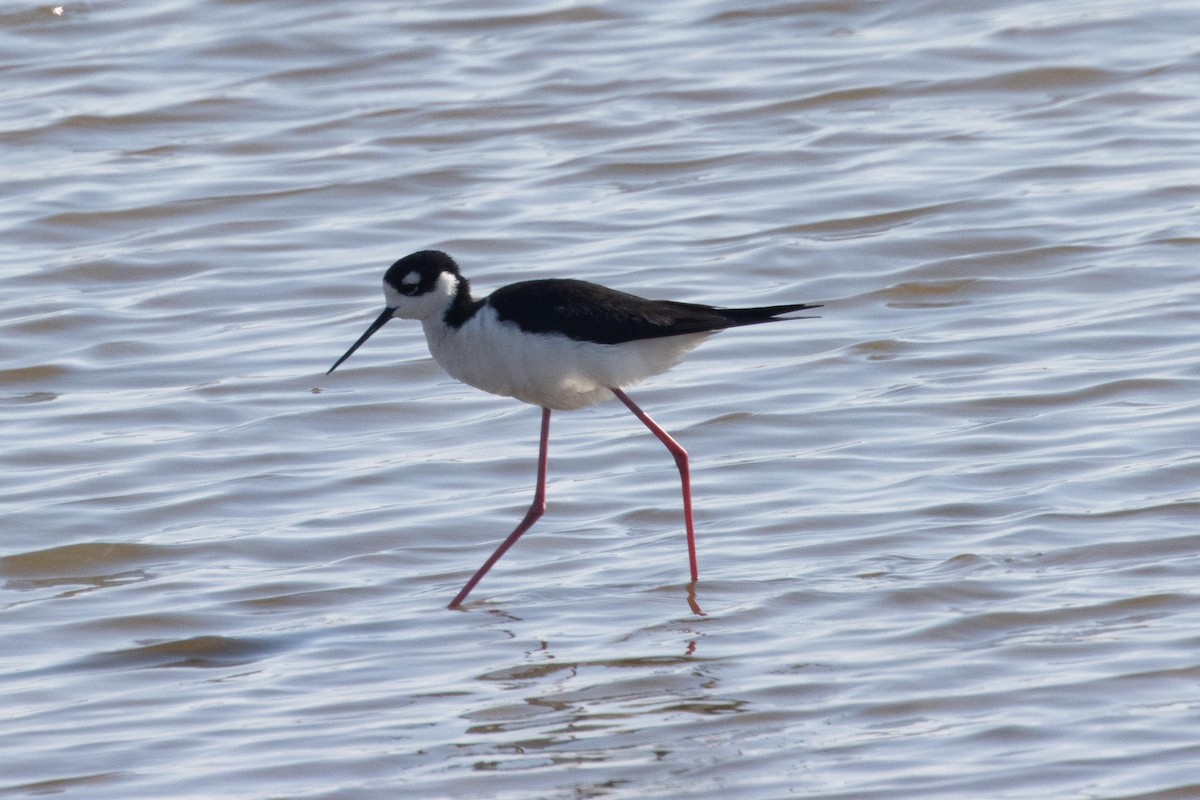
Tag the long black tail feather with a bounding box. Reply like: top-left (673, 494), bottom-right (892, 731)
top-left (718, 302), bottom-right (823, 326)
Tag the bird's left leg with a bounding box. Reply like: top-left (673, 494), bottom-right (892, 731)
top-left (449, 406), bottom-right (551, 608)
top-left (611, 388), bottom-right (699, 584)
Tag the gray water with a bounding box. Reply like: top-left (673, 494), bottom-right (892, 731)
top-left (4, 2), bottom-right (1200, 798)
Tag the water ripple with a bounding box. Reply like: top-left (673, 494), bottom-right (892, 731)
top-left (3, 1), bottom-right (1200, 798)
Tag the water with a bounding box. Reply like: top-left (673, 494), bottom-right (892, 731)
top-left (4, 1), bottom-right (1200, 797)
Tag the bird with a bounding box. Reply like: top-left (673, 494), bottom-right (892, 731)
top-left (326, 249), bottom-right (820, 610)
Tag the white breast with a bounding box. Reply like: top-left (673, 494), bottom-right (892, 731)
top-left (421, 307), bottom-right (712, 411)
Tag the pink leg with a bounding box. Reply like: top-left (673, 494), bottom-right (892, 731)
top-left (611, 388), bottom-right (699, 584)
top-left (449, 407), bottom-right (551, 608)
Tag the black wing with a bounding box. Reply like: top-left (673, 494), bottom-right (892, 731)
top-left (486, 279), bottom-right (819, 345)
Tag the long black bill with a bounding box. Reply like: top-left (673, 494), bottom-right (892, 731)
top-left (327, 307), bottom-right (395, 375)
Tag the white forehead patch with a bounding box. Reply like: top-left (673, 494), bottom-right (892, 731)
top-left (400, 270), bottom-right (420, 287)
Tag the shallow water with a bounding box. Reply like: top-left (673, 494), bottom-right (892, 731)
top-left (3, 1), bottom-right (1200, 798)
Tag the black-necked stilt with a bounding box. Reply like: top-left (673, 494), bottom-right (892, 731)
top-left (327, 250), bottom-right (820, 610)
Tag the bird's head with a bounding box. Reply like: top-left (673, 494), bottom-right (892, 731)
top-left (327, 250), bottom-right (464, 375)
top-left (382, 249), bottom-right (463, 321)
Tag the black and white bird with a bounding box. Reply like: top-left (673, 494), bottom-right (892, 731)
top-left (327, 249), bottom-right (820, 610)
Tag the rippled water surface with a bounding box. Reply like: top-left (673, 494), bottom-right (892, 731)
top-left (4, 1), bottom-right (1200, 798)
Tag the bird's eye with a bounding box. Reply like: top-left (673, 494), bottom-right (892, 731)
top-left (399, 270), bottom-right (421, 294)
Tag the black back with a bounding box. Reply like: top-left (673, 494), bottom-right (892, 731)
top-left (486, 278), bottom-right (818, 344)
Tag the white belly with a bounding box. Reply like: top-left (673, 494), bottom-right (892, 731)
top-left (422, 309), bottom-right (711, 410)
